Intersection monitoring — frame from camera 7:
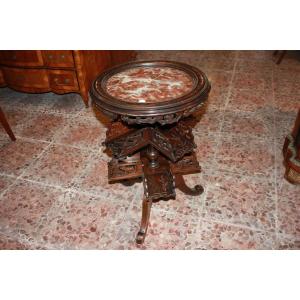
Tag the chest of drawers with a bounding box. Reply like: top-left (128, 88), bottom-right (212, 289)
top-left (0, 50), bottom-right (136, 106)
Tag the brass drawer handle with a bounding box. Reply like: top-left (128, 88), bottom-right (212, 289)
top-left (60, 54), bottom-right (65, 59)
top-left (48, 54), bottom-right (53, 59)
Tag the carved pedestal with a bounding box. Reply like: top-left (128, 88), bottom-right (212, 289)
top-left (90, 60), bottom-right (211, 243)
top-left (105, 119), bottom-right (203, 243)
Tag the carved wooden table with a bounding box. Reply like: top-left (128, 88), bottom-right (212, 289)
top-left (90, 61), bottom-right (211, 244)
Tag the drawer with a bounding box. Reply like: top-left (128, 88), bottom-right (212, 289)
top-left (2, 67), bottom-right (49, 90)
top-left (0, 69), bottom-right (6, 86)
top-left (48, 70), bottom-right (79, 92)
top-left (43, 51), bottom-right (74, 68)
top-left (0, 51), bottom-right (44, 67)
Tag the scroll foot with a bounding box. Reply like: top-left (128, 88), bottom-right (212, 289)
top-left (136, 197), bottom-right (152, 244)
top-left (175, 174), bottom-right (204, 196)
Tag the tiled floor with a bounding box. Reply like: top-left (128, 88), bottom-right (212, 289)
top-left (0, 50), bottom-right (299, 249)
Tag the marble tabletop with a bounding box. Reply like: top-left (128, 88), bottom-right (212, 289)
top-left (105, 66), bottom-right (195, 104)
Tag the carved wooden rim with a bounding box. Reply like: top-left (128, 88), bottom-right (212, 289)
top-left (90, 60), bottom-right (211, 118)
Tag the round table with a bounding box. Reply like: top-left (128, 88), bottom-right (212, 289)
top-left (90, 60), bottom-right (211, 244)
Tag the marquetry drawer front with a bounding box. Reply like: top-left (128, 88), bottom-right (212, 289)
top-left (48, 70), bottom-right (79, 92)
top-left (0, 51), bottom-right (44, 67)
top-left (43, 51), bottom-right (74, 68)
top-left (0, 69), bottom-right (6, 86)
top-left (2, 67), bottom-right (49, 90)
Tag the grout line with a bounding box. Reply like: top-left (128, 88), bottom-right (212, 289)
top-left (209, 58), bottom-right (238, 168)
top-left (200, 216), bottom-right (276, 236)
top-left (271, 65), bottom-right (280, 249)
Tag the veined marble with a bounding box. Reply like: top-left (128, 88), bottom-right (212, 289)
top-left (105, 67), bottom-right (195, 103)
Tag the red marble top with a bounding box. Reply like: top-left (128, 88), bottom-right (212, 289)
top-left (105, 66), bottom-right (195, 103)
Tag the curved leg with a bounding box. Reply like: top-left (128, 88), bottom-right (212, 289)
top-left (0, 107), bottom-right (16, 141)
top-left (136, 197), bottom-right (152, 244)
top-left (175, 174), bottom-right (204, 196)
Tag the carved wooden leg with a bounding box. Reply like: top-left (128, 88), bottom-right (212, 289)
top-left (175, 174), bottom-right (204, 196)
top-left (136, 197), bottom-right (152, 244)
top-left (0, 107), bottom-right (16, 141)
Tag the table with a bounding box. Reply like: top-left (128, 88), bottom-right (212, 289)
top-left (90, 60), bottom-right (211, 244)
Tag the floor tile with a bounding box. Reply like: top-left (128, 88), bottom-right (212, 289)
top-left (0, 232), bottom-right (29, 250)
top-left (194, 220), bottom-right (276, 249)
top-left (227, 88), bottom-right (273, 113)
top-left (273, 79), bottom-right (300, 95)
top-left (13, 93), bottom-right (58, 112)
top-left (0, 175), bottom-right (16, 194)
top-left (206, 70), bottom-right (233, 89)
top-left (215, 135), bottom-right (275, 178)
top-left (36, 191), bottom-right (129, 249)
top-left (100, 208), bottom-right (202, 250)
top-left (73, 154), bottom-right (142, 199)
top-left (235, 59), bottom-right (273, 73)
top-left (194, 133), bottom-right (218, 169)
top-left (50, 93), bottom-right (86, 115)
top-left (201, 51), bottom-right (237, 60)
top-left (18, 112), bottom-right (66, 142)
top-left (277, 234), bottom-right (300, 250)
top-left (0, 107), bottom-right (34, 135)
top-left (193, 108), bottom-right (224, 134)
top-left (236, 51), bottom-right (273, 60)
top-left (273, 92), bottom-right (300, 114)
top-left (0, 139), bottom-right (48, 176)
top-left (232, 72), bottom-right (272, 91)
top-left (22, 144), bottom-right (90, 188)
top-left (277, 181), bottom-right (300, 237)
top-left (203, 172), bottom-right (276, 231)
top-left (0, 180), bottom-right (63, 238)
top-left (205, 86), bottom-right (230, 109)
top-left (0, 88), bottom-right (29, 108)
top-left (54, 117), bottom-right (105, 150)
top-left (274, 112), bottom-right (296, 144)
top-left (221, 110), bottom-right (274, 140)
top-left (194, 58), bottom-right (235, 72)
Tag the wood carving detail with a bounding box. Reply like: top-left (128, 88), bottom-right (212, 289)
top-left (91, 60), bottom-right (211, 244)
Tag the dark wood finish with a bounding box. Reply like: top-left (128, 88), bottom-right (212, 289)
top-left (283, 109), bottom-right (300, 184)
top-left (2, 67), bottom-right (50, 92)
top-left (91, 60), bottom-right (211, 244)
top-left (0, 106), bottom-right (16, 141)
top-left (136, 197), bottom-right (152, 244)
top-left (273, 50), bottom-right (287, 64)
top-left (42, 50), bottom-right (74, 68)
top-left (0, 50), bottom-right (136, 106)
top-left (0, 50), bottom-right (44, 67)
top-left (91, 60), bottom-right (210, 125)
top-left (48, 70), bottom-right (79, 93)
top-left (0, 69), bottom-right (7, 87)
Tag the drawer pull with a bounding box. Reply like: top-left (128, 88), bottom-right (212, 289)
top-left (48, 55), bottom-right (53, 59)
top-left (64, 78), bottom-right (70, 83)
top-left (12, 55), bottom-right (17, 60)
top-left (60, 54), bottom-right (65, 59)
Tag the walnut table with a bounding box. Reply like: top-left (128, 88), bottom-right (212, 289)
top-left (90, 61), bottom-right (211, 244)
